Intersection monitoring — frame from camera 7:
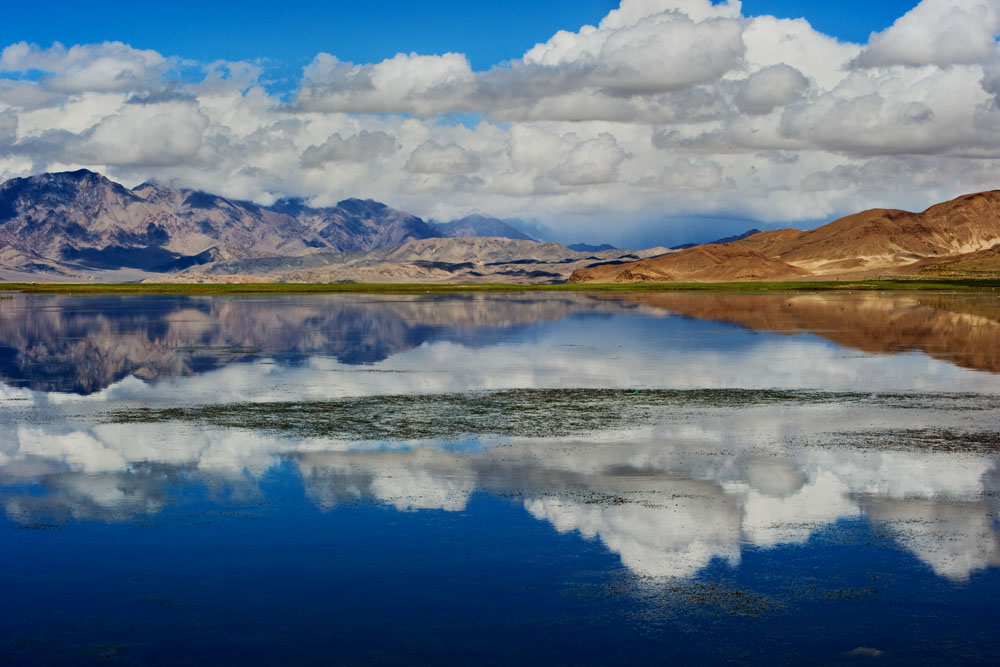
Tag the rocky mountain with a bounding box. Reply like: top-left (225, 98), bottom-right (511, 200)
top-left (0, 170), bottom-right (443, 279)
top-left (571, 191), bottom-right (1000, 283)
top-left (430, 214), bottom-right (536, 241)
top-left (271, 196), bottom-right (440, 252)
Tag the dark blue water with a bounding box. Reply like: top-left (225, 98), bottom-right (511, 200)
top-left (1, 291), bottom-right (999, 664)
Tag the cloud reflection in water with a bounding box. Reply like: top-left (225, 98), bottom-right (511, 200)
top-left (1, 291), bottom-right (998, 584)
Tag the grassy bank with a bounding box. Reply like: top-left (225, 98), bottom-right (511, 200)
top-left (1, 278), bottom-right (999, 295)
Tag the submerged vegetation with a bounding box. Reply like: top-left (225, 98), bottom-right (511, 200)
top-left (2, 278), bottom-right (1000, 295)
top-left (106, 388), bottom-right (997, 442)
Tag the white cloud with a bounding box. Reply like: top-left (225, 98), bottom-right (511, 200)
top-left (548, 133), bottom-right (628, 185)
top-left (855, 0), bottom-right (1000, 68)
top-left (302, 130), bottom-right (397, 167)
top-left (71, 100), bottom-right (209, 166)
top-left (298, 52), bottom-right (475, 114)
top-left (523, 11), bottom-right (745, 95)
top-left (735, 64), bottom-right (810, 115)
top-left (405, 141), bottom-right (480, 174)
top-left (1, 0), bottom-right (999, 239)
top-left (0, 41), bottom-right (167, 93)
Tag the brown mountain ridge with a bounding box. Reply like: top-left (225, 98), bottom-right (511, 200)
top-left (570, 190), bottom-right (1000, 283)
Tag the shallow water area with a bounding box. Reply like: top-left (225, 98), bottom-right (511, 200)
top-left (1, 290), bottom-right (999, 665)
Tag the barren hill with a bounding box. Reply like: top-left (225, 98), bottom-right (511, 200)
top-left (568, 243), bottom-right (809, 283)
top-left (570, 190), bottom-right (1000, 283)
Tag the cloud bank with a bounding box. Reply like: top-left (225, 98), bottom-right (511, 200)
top-left (1, 0), bottom-right (999, 243)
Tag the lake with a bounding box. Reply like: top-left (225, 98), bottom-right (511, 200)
top-left (1, 290), bottom-right (999, 665)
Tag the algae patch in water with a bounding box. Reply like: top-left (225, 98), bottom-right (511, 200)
top-left (104, 388), bottom-right (995, 441)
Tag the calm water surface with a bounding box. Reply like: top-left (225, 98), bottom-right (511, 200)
top-left (1, 291), bottom-right (999, 664)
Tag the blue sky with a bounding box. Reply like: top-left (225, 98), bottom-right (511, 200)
top-left (2, 1), bottom-right (918, 77)
top-left (1, 0), bottom-right (997, 247)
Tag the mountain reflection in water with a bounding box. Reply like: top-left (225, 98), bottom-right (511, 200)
top-left (0, 291), bottom-right (998, 394)
top-left (608, 291), bottom-right (1000, 375)
top-left (1, 290), bottom-right (1000, 664)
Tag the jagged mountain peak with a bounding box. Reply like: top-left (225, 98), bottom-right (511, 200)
top-left (0, 168), bottom-right (140, 213)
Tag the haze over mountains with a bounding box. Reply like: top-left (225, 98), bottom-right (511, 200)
top-left (1, 169), bottom-right (999, 284)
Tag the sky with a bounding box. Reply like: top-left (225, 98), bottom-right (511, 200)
top-left (1, 0), bottom-right (998, 246)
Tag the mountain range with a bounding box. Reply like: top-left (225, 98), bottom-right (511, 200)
top-left (0, 170), bottom-right (551, 281)
top-left (0, 170), bottom-right (668, 283)
top-left (0, 170), bottom-right (438, 278)
top-left (2, 169), bottom-right (999, 284)
top-left (3, 290), bottom-right (996, 394)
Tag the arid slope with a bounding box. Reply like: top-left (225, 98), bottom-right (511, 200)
top-left (571, 191), bottom-right (1000, 283)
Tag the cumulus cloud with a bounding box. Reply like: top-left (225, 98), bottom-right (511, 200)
top-left (1, 0), bottom-right (999, 241)
top-left (297, 52), bottom-right (475, 114)
top-left (405, 141), bottom-right (480, 174)
top-left (734, 65), bottom-right (810, 115)
top-left (548, 133), bottom-right (628, 185)
top-left (778, 67), bottom-right (993, 155)
top-left (854, 0), bottom-right (1000, 68)
top-left (71, 101), bottom-right (209, 166)
top-left (302, 131), bottom-right (397, 167)
top-left (522, 11), bottom-right (745, 95)
top-left (0, 41), bottom-right (167, 93)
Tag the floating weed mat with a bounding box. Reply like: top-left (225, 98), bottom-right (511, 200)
top-left (104, 388), bottom-right (997, 441)
top-left (822, 427), bottom-right (1000, 453)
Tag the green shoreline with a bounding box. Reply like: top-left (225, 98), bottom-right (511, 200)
top-left (1, 278), bottom-right (999, 295)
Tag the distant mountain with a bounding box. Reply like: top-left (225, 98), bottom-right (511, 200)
top-left (567, 243), bottom-right (617, 252)
top-left (0, 170), bottom-right (443, 276)
top-left (170, 237), bottom-right (673, 285)
top-left (272, 196), bottom-right (440, 252)
top-left (570, 191), bottom-right (1000, 283)
top-left (569, 244), bottom-right (808, 283)
top-left (670, 229), bottom-right (763, 250)
top-left (431, 214), bottom-right (536, 241)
